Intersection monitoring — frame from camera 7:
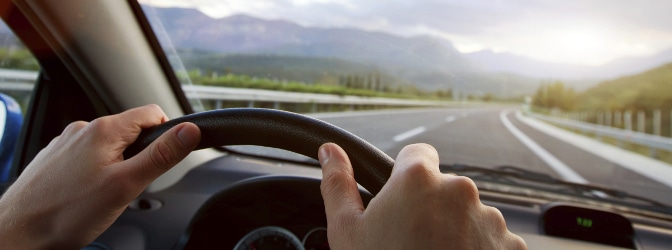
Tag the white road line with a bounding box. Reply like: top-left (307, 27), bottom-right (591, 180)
top-left (499, 110), bottom-right (588, 184)
top-left (393, 126), bottom-right (427, 142)
top-left (446, 116), bottom-right (456, 123)
top-left (516, 111), bottom-right (672, 189)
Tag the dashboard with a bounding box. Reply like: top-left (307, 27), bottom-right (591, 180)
top-left (93, 152), bottom-right (672, 250)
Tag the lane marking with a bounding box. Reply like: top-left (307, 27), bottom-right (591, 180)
top-left (393, 126), bottom-right (427, 142)
top-left (516, 111), bottom-right (672, 189)
top-left (446, 115), bottom-right (456, 123)
top-left (500, 110), bottom-right (588, 184)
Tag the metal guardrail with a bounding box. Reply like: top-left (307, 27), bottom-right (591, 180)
top-left (528, 112), bottom-right (672, 152)
top-left (0, 69), bottom-right (452, 107)
top-left (181, 85), bottom-right (449, 107)
top-left (0, 69), bottom-right (38, 81)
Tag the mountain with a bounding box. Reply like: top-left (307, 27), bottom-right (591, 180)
top-left (577, 62), bottom-right (672, 111)
top-left (144, 6), bottom-right (543, 96)
top-left (177, 50), bottom-right (407, 87)
top-left (466, 49), bottom-right (672, 82)
top-left (597, 49), bottom-right (672, 79)
top-left (145, 8), bottom-right (477, 75)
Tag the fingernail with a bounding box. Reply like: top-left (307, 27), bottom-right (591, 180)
top-left (177, 124), bottom-right (199, 148)
top-left (318, 144), bottom-right (331, 165)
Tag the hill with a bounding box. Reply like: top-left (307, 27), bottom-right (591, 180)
top-left (467, 49), bottom-right (672, 82)
top-left (144, 6), bottom-right (542, 96)
top-left (577, 63), bottom-right (672, 111)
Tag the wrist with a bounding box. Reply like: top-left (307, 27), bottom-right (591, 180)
top-left (0, 195), bottom-right (57, 249)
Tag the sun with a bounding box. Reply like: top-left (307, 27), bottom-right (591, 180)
top-left (561, 30), bottom-right (605, 52)
top-left (535, 28), bottom-right (613, 66)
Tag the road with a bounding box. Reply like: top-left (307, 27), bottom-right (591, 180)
top-left (314, 107), bottom-right (672, 206)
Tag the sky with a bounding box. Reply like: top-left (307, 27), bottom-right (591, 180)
top-left (139, 0), bottom-right (672, 66)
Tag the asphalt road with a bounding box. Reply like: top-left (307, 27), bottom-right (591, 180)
top-left (315, 107), bottom-right (672, 206)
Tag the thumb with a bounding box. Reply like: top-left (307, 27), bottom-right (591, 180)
top-left (319, 143), bottom-right (364, 229)
top-left (123, 122), bottom-right (201, 184)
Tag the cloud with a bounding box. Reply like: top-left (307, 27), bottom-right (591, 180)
top-left (139, 0), bottom-right (672, 66)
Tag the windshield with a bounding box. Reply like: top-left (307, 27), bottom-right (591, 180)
top-left (139, 0), bottom-right (672, 208)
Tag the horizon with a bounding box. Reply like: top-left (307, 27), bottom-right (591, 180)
top-left (139, 0), bottom-right (672, 67)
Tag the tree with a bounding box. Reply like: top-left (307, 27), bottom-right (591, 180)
top-left (532, 81), bottom-right (576, 111)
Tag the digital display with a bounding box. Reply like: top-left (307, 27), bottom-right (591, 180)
top-left (576, 217), bottom-right (592, 228)
top-left (541, 205), bottom-right (635, 249)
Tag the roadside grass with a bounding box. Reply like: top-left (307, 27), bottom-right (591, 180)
top-left (193, 73), bottom-right (447, 100)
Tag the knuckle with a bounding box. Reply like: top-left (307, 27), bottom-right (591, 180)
top-left (142, 104), bottom-right (165, 119)
top-left (88, 118), bottom-right (112, 134)
top-left (484, 205), bottom-right (508, 231)
top-left (320, 169), bottom-right (350, 199)
top-left (402, 161), bottom-right (434, 181)
top-left (149, 140), bottom-right (175, 169)
top-left (446, 176), bottom-right (480, 202)
top-left (145, 103), bottom-right (161, 111)
top-left (508, 233), bottom-right (528, 249)
top-left (63, 121), bottom-right (88, 134)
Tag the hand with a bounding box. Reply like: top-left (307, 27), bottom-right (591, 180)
top-left (318, 143), bottom-right (527, 249)
top-left (0, 104), bottom-right (201, 249)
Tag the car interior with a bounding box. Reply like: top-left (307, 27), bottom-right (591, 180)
top-left (1, 0), bottom-right (672, 249)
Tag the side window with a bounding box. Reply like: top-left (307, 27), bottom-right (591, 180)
top-left (0, 20), bottom-right (38, 182)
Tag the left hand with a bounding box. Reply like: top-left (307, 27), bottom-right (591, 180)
top-left (0, 104), bottom-right (201, 249)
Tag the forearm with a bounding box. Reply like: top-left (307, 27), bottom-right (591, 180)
top-left (0, 188), bottom-right (74, 249)
top-left (0, 198), bottom-right (51, 249)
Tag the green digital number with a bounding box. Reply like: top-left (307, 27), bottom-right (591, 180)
top-left (576, 217), bottom-right (593, 228)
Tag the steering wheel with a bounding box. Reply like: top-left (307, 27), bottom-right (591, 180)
top-left (124, 108), bottom-right (394, 195)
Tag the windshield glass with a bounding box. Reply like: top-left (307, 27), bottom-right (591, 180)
top-left (139, 0), bottom-right (672, 207)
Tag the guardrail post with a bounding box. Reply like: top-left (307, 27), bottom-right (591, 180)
top-left (605, 111), bottom-right (612, 127)
top-left (311, 103), bottom-right (317, 113)
top-left (637, 111), bottom-right (645, 133)
top-left (650, 148), bottom-right (659, 159)
top-left (248, 101), bottom-right (255, 108)
top-left (615, 111), bottom-right (622, 127)
top-left (274, 102), bottom-right (280, 109)
top-left (654, 109), bottom-right (661, 136)
top-left (215, 100), bottom-right (222, 109)
top-left (624, 111), bottom-right (632, 131)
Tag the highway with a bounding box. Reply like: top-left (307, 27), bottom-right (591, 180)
top-left (313, 107), bottom-right (672, 206)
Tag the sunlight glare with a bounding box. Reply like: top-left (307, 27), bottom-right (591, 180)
top-left (562, 30), bottom-right (604, 51)
top-left (538, 28), bottom-right (614, 65)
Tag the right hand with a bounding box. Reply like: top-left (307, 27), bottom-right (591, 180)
top-left (318, 143), bottom-right (527, 249)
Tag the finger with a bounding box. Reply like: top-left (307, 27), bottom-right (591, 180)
top-left (120, 122), bottom-right (200, 184)
top-left (319, 143), bottom-right (365, 225)
top-left (102, 104), bottom-right (169, 145)
top-left (392, 143), bottom-right (440, 177)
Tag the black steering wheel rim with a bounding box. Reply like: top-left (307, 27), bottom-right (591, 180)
top-left (124, 108), bottom-right (394, 195)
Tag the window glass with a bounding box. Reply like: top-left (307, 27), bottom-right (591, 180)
top-left (139, 1), bottom-right (672, 208)
top-left (0, 20), bottom-right (39, 181)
